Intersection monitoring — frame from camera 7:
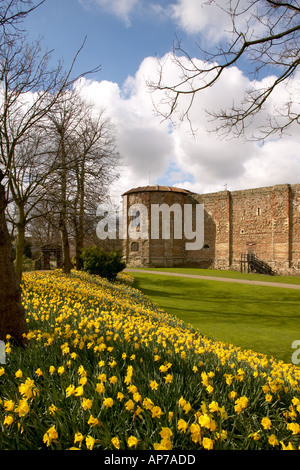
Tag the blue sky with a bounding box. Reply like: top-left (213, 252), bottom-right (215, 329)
top-left (23, 0), bottom-right (187, 86)
top-left (21, 1), bottom-right (300, 201)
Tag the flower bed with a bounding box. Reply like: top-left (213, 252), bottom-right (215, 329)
top-left (0, 269), bottom-right (299, 450)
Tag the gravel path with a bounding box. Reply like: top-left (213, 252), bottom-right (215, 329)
top-left (125, 269), bottom-right (300, 290)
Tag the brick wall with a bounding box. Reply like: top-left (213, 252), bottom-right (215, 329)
top-left (122, 184), bottom-right (300, 275)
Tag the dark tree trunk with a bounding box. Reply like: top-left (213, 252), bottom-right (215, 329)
top-left (15, 204), bottom-right (26, 284)
top-left (74, 162), bottom-right (85, 270)
top-left (0, 179), bottom-right (27, 346)
top-left (60, 221), bottom-right (73, 274)
top-left (59, 210), bottom-right (73, 274)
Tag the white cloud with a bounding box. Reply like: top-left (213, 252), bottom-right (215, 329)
top-left (169, 0), bottom-right (232, 38)
top-left (76, 52), bottom-right (300, 202)
top-left (76, 59), bottom-right (175, 199)
top-left (79, 0), bottom-right (140, 26)
top-left (168, 0), bottom-right (269, 45)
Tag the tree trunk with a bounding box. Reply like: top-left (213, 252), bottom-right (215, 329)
top-left (0, 181), bottom-right (27, 346)
top-left (75, 229), bottom-right (84, 270)
top-left (15, 205), bottom-right (26, 284)
top-left (74, 161), bottom-right (85, 270)
top-left (59, 214), bottom-right (73, 274)
top-left (58, 130), bottom-right (73, 274)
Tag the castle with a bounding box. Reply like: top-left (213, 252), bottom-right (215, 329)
top-left (122, 183), bottom-right (300, 276)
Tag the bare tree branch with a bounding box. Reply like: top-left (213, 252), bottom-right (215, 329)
top-left (149, 0), bottom-right (300, 139)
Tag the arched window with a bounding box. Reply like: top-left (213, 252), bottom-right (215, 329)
top-left (131, 242), bottom-right (139, 252)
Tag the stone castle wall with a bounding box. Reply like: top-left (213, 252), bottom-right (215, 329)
top-left (122, 187), bottom-right (189, 268)
top-left (122, 183), bottom-right (300, 275)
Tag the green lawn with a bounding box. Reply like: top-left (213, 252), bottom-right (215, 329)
top-left (130, 270), bottom-right (300, 364)
top-left (127, 266), bottom-right (300, 284)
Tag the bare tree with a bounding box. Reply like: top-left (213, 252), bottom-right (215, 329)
top-left (6, 125), bottom-right (57, 283)
top-left (0, 0), bottom-right (45, 33)
top-left (45, 95), bottom-right (78, 274)
top-left (150, 0), bottom-right (300, 139)
top-left (69, 106), bottom-right (119, 269)
top-left (44, 91), bottom-right (119, 272)
top-left (0, 0), bottom-right (101, 346)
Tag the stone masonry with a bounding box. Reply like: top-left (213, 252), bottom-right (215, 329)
top-left (122, 183), bottom-right (300, 275)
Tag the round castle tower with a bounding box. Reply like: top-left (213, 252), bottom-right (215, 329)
top-left (122, 185), bottom-right (192, 267)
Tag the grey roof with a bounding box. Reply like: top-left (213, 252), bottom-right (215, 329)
top-left (122, 185), bottom-right (191, 196)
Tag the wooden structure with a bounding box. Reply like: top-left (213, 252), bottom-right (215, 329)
top-left (41, 243), bottom-right (62, 270)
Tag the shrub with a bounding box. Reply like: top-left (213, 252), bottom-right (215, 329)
top-left (80, 246), bottom-right (126, 280)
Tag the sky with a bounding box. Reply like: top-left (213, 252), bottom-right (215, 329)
top-left (22, 0), bottom-right (300, 203)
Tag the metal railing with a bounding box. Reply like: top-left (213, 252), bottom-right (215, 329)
top-left (240, 253), bottom-right (276, 275)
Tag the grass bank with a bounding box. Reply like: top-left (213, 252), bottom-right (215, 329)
top-left (130, 271), bottom-right (300, 364)
top-left (0, 269), bottom-right (299, 450)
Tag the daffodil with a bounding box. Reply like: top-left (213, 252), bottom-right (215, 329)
top-left (153, 438), bottom-right (172, 450)
top-left (198, 413), bottom-right (211, 429)
top-left (143, 398), bottom-right (154, 410)
top-left (177, 419), bottom-right (188, 433)
top-left (7, 269), bottom-right (300, 451)
top-left (261, 417), bottom-right (272, 430)
top-left (127, 436), bottom-right (138, 448)
top-left (48, 404), bottom-right (58, 415)
top-left (151, 406), bottom-right (164, 419)
top-left (190, 423), bottom-right (201, 444)
top-left (125, 399), bottom-right (135, 411)
top-left (98, 373), bottom-right (106, 382)
top-left (81, 398), bottom-right (93, 410)
top-left (280, 441), bottom-right (295, 450)
top-left (103, 397), bottom-right (114, 408)
top-left (3, 415), bottom-right (13, 426)
top-left (268, 434), bottom-right (279, 447)
top-left (164, 374), bottom-right (173, 383)
top-left (18, 378), bottom-right (35, 399)
top-left (249, 431), bottom-right (261, 441)
top-left (133, 392), bottom-right (141, 402)
top-left (74, 386), bottom-right (84, 397)
top-left (234, 396), bottom-right (248, 414)
top-left (95, 382), bottom-right (105, 395)
top-left (202, 437), bottom-right (214, 450)
top-left (15, 399), bottom-right (30, 417)
top-left (150, 380), bottom-right (159, 390)
top-left (3, 400), bottom-right (15, 412)
top-left (86, 435), bottom-right (96, 450)
top-left (74, 432), bottom-right (84, 448)
top-left (66, 385), bottom-right (76, 397)
top-left (88, 415), bottom-right (100, 427)
top-left (111, 437), bottom-right (120, 449)
top-left (209, 401), bottom-right (219, 413)
top-left (160, 427), bottom-right (173, 440)
top-left (43, 426), bottom-right (58, 447)
top-left (287, 422), bottom-right (300, 434)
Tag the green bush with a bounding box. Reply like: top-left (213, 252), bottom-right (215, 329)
top-left (80, 246), bottom-right (126, 280)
